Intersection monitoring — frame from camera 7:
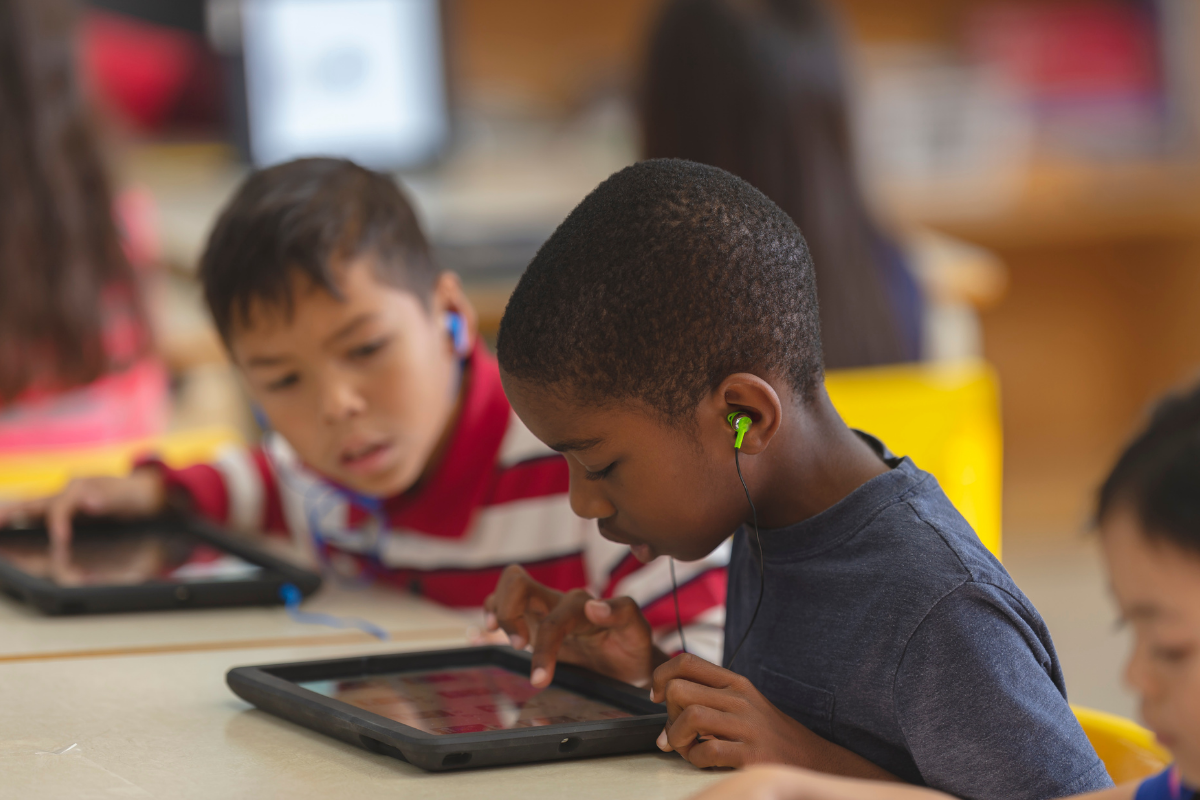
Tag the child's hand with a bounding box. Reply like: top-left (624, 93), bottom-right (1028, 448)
top-left (651, 655), bottom-right (897, 779)
top-left (483, 563), bottom-right (669, 688)
top-left (688, 766), bottom-right (838, 800)
top-left (689, 766), bottom-right (933, 800)
top-left (0, 469), bottom-right (168, 581)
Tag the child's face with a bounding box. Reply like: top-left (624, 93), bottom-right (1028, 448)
top-left (1102, 507), bottom-right (1200, 783)
top-left (500, 377), bottom-right (751, 563)
top-left (229, 257), bottom-right (473, 497)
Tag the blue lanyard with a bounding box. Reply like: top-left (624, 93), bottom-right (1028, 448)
top-left (262, 443), bottom-right (392, 640)
top-left (303, 482), bottom-right (389, 581)
top-left (278, 582), bottom-right (389, 640)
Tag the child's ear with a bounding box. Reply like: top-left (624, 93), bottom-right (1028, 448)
top-left (432, 271), bottom-right (479, 353)
top-left (711, 374), bottom-right (783, 456)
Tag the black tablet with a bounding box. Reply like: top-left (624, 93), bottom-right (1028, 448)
top-left (226, 645), bottom-right (668, 771)
top-left (0, 514), bottom-right (321, 614)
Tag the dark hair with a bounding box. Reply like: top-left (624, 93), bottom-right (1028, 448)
top-left (0, 0), bottom-right (147, 402)
top-left (200, 158), bottom-right (437, 342)
top-left (497, 158), bottom-right (822, 419)
top-left (1097, 383), bottom-right (1200, 556)
top-left (640, 0), bottom-right (913, 368)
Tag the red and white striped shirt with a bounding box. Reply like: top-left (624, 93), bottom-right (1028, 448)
top-left (151, 345), bottom-right (728, 660)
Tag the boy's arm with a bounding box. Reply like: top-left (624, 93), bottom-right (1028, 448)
top-left (690, 766), bottom-right (951, 800)
top-left (651, 655), bottom-right (900, 778)
top-left (0, 470), bottom-right (169, 580)
top-left (0, 442), bottom-right (286, 579)
top-left (688, 766), bottom-right (1138, 800)
top-left (137, 444), bottom-right (289, 534)
top-left (894, 582), bottom-right (1114, 800)
top-left (484, 566), bottom-right (898, 777)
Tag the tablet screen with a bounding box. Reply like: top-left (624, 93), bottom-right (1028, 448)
top-left (298, 665), bottom-right (633, 734)
top-left (0, 528), bottom-right (263, 587)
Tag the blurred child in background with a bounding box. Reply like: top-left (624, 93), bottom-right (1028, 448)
top-left (690, 382), bottom-right (1200, 800)
top-left (640, 0), bottom-right (922, 368)
top-left (0, 0), bottom-right (166, 451)
top-left (0, 158), bottom-right (728, 659)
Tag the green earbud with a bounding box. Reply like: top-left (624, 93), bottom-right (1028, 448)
top-left (727, 412), bottom-right (752, 450)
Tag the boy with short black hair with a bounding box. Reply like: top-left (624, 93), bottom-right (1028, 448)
top-left (0, 158), bottom-right (727, 657)
top-left (485, 159), bottom-right (1111, 799)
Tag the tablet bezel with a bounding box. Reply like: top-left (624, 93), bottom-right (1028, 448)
top-left (226, 645), bottom-right (669, 771)
top-left (0, 513), bottom-right (321, 614)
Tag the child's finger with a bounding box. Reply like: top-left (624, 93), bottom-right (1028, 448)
top-left (681, 736), bottom-right (745, 770)
top-left (45, 485), bottom-right (82, 579)
top-left (496, 609), bottom-right (532, 651)
top-left (651, 653), bottom-right (741, 702)
top-left (583, 596), bottom-right (645, 631)
top-left (482, 592), bottom-right (500, 630)
top-left (664, 703), bottom-right (736, 756)
top-left (528, 588), bottom-right (591, 687)
top-left (488, 565), bottom-right (541, 648)
top-left (660, 676), bottom-right (737, 721)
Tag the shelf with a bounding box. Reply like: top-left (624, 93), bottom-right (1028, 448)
top-left (875, 159), bottom-right (1200, 248)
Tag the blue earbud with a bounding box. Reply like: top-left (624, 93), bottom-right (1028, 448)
top-left (446, 311), bottom-right (470, 357)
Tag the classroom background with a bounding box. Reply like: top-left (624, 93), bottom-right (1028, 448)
top-left (7, 0), bottom-right (1200, 728)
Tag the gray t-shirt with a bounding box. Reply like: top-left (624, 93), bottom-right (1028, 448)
top-left (723, 435), bottom-right (1111, 800)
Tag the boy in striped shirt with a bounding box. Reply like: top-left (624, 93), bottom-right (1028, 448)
top-left (0, 158), bottom-right (727, 660)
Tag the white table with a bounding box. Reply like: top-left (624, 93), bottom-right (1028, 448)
top-left (0, 639), bottom-right (724, 800)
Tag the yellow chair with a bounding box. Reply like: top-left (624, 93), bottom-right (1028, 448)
top-left (1074, 706), bottom-right (1171, 784)
top-left (0, 426), bottom-right (243, 502)
top-left (825, 359), bottom-right (1003, 560)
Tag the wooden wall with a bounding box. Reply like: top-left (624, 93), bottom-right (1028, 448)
top-left (443, 0), bottom-right (1200, 534)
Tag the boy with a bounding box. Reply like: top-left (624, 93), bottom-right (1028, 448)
top-left (484, 159), bottom-right (1111, 799)
top-left (0, 158), bottom-right (727, 658)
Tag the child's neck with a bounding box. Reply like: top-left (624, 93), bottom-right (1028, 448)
top-left (408, 358), bottom-right (472, 495)
top-left (752, 385), bottom-right (889, 529)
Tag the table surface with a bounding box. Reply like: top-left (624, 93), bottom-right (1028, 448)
top-left (0, 638), bottom-right (724, 800)
top-left (0, 581), bottom-right (469, 663)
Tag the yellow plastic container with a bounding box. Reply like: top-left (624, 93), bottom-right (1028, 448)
top-left (0, 426), bottom-right (243, 502)
top-left (825, 359), bottom-right (1003, 560)
top-left (1074, 705), bottom-right (1171, 784)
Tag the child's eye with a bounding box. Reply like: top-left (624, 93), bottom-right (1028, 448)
top-left (267, 373), bottom-right (300, 392)
top-left (584, 463), bottom-right (616, 481)
top-left (349, 338), bottom-right (389, 360)
top-left (1151, 644), bottom-right (1194, 664)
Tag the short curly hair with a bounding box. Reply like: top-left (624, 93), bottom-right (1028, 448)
top-left (497, 159), bottom-right (823, 419)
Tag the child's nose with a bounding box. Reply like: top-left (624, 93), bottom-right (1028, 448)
top-left (320, 378), bottom-right (367, 422)
top-left (567, 469), bottom-right (616, 520)
top-left (1123, 641), bottom-right (1155, 698)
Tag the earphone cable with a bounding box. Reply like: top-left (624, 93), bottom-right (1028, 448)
top-left (725, 447), bottom-right (764, 670)
top-left (669, 557), bottom-right (688, 655)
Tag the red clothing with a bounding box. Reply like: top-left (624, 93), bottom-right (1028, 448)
top-left (0, 279), bottom-right (166, 452)
top-left (150, 346), bottom-right (729, 659)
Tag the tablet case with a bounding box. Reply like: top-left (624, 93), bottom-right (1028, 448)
top-left (227, 645), bottom-right (668, 771)
top-left (0, 514), bottom-right (321, 614)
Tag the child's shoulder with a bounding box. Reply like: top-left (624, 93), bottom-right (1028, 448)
top-left (831, 437), bottom-right (1019, 603)
top-left (887, 458), bottom-right (1006, 583)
